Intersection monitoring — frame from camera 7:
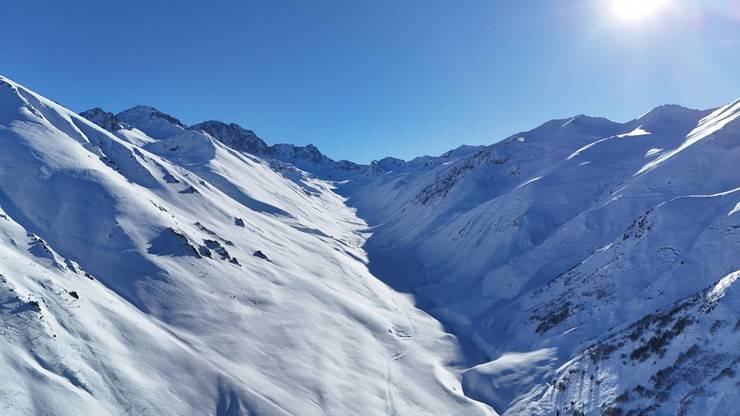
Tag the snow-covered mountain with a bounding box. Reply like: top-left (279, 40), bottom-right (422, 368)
top-left (0, 76), bottom-right (493, 415)
top-left (332, 102), bottom-right (740, 415)
top-left (2, 73), bottom-right (738, 415)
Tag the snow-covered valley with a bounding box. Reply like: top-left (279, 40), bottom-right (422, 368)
top-left (1, 75), bottom-right (738, 415)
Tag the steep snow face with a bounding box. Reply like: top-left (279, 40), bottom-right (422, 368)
top-left (0, 76), bottom-right (494, 416)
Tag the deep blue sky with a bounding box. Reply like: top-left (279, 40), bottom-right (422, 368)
top-left (3, 1), bottom-right (740, 162)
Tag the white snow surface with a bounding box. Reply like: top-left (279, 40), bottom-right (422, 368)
top-left (2, 74), bottom-right (739, 416)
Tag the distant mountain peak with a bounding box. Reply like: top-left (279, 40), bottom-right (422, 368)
top-left (190, 120), bottom-right (269, 154)
top-left (639, 103), bottom-right (700, 120)
top-left (118, 105), bottom-right (185, 127)
top-left (634, 103), bottom-right (707, 131)
top-left (560, 114), bottom-right (619, 128)
top-left (647, 103), bottom-right (695, 113)
top-left (115, 105), bottom-right (186, 139)
top-left (79, 107), bottom-right (129, 131)
top-left (272, 143), bottom-right (325, 164)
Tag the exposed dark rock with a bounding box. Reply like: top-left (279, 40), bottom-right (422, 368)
top-left (253, 250), bottom-right (270, 261)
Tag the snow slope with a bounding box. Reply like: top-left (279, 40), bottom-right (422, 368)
top-left (508, 269), bottom-right (740, 416)
top-left (0, 76), bottom-right (494, 415)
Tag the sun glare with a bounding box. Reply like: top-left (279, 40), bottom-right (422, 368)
top-left (611, 0), bottom-right (668, 21)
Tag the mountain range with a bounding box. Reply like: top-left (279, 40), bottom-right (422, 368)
top-left (1, 75), bottom-right (738, 415)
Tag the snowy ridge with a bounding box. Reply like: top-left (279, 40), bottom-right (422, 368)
top-left (82, 105), bottom-right (380, 181)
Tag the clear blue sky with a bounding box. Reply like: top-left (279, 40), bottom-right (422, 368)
top-left (3, 0), bottom-right (739, 162)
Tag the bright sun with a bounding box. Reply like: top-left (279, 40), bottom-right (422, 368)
top-left (611, 0), bottom-right (668, 21)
